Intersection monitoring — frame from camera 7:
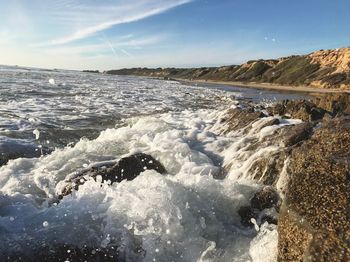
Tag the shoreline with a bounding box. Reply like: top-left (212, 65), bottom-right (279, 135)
top-left (172, 78), bottom-right (349, 94)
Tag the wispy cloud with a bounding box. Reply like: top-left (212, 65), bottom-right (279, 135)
top-left (41, 0), bottom-right (192, 45)
top-left (41, 34), bottom-right (166, 56)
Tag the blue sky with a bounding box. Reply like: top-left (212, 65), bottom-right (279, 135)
top-left (0, 0), bottom-right (349, 70)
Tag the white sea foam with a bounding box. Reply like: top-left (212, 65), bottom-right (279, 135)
top-left (0, 66), bottom-right (308, 261)
top-left (0, 107), bottom-right (286, 261)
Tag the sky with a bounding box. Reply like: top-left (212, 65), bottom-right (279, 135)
top-left (0, 0), bottom-right (349, 70)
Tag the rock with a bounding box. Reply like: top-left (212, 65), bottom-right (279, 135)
top-left (313, 92), bottom-right (350, 116)
top-left (221, 107), bottom-right (266, 133)
top-left (308, 232), bottom-right (350, 261)
top-left (60, 153), bottom-right (167, 198)
top-left (251, 186), bottom-right (279, 211)
top-left (229, 120), bottom-right (311, 186)
top-left (268, 99), bottom-right (326, 122)
top-left (246, 121), bottom-right (315, 186)
top-left (261, 214), bottom-right (278, 225)
top-left (278, 206), bottom-right (313, 261)
top-left (281, 122), bottom-right (315, 147)
top-left (269, 94), bottom-right (350, 123)
top-left (309, 107), bottom-right (326, 121)
top-left (238, 206), bottom-right (256, 227)
top-left (278, 116), bottom-right (350, 261)
top-left (0, 139), bottom-right (51, 167)
top-left (259, 118), bottom-right (280, 129)
top-left (285, 100), bottom-right (315, 121)
top-left (267, 103), bottom-right (285, 116)
top-left (238, 187), bottom-right (280, 227)
top-left (249, 150), bottom-right (287, 185)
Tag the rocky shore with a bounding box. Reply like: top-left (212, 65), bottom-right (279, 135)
top-left (50, 92), bottom-right (349, 261)
top-left (222, 92), bottom-right (350, 261)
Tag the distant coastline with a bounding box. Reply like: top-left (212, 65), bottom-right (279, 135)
top-left (82, 70), bottom-right (100, 74)
top-left (104, 46), bottom-right (350, 92)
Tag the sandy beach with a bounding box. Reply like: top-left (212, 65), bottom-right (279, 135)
top-left (174, 78), bottom-right (350, 94)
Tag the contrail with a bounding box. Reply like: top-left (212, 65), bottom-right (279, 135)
top-left (102, 33), bottom-right (118, 58)
top-left (119, 48), bottom-right (132, 57)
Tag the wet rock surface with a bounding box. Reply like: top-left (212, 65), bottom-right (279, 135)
top-left (0, 139), bottom-right (51, 167)
top-left (220, 107), bottom-right (266, 133)
top-left (59, 153), bottom-right (167, 198)
top-left (267, 92), bottom-right (350, 121)
top-left (281, 122), bottom-right (315, 147)
top-left (224, 94), bottom-right (350, 261)
top-left (250, 186), bottom-right (279, 211)
top-left (267, 99), bottom-right (326, 121)
top-left (238, 186), bottom-right (280, 227)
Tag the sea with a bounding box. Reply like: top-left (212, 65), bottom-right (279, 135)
top-left (0, 65), bottom-right (308, 261)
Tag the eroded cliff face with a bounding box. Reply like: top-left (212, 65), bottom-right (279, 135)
top-left (309, 47), bottom-right (350, 74)
top-left (106, 46), bottom-right (350, 89)
top-left (219, 93), bottom-right (350, 261)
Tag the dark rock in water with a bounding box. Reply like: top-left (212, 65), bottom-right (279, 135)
top-left (238, 206), bottom-right (256, 227)
top-left (91, 153), bottom-right (167, 183)
top-left (261, 214), bottom-right (278, 225)
top-left (0, 139), bottom-right (51, 167)
top-left (251, 186), bottom-right (279, 211)
top-left (278, 116), bottom-right (350, 261)
top-left (60, 153), bottom-right (167, 198)
top-left (238, 187), bottom-right (280, 227)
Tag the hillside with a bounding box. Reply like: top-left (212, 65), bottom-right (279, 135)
top-left (106, 47), bottom-right (350, 89)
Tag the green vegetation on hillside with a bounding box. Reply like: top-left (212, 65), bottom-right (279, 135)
top-left (106, 48), bottom-right (350, 89)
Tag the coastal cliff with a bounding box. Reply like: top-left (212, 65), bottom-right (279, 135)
top-left (106, 47), bottom-right (350, 89)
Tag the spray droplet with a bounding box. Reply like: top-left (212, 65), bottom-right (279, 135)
top-left (33, 129), bottom-right (40, 140)
top-left (250, 218), bottom-right (260, 231)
